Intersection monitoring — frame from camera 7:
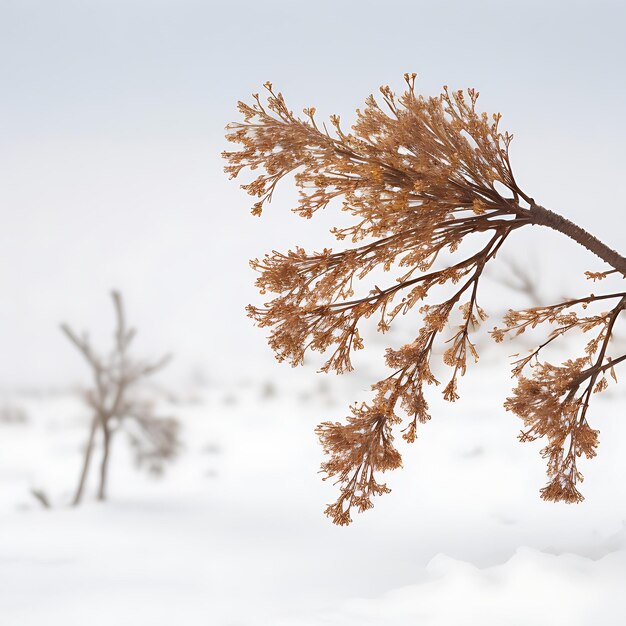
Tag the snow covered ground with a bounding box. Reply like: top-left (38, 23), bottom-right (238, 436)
top-left (1, 358), bottom-right (625, 625)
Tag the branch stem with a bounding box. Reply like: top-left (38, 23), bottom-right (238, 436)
top-left (528, 204), bottom-right (626, 275)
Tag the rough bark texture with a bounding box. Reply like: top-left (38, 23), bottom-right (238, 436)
top-left (528, 203), bottom-right (626, 275)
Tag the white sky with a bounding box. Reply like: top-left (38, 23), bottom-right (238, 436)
top-left (1, 0), bottom-right (625, 388)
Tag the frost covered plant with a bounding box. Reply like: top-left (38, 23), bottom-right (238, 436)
top-left (224, 75), bottom-right (626, 525)
top-left (63, 291), bottom-right (179, 505)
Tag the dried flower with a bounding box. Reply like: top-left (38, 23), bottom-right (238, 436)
top-left (225, 76), bottom-right (626, 523)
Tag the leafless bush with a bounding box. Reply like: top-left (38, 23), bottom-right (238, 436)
top-left (63, 291), bottom-right (180, 505)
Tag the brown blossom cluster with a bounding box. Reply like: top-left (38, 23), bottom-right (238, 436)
top-left (224, 75), bottom-right (626, 524)
top-left (493, 289), bottom-right (626, 503)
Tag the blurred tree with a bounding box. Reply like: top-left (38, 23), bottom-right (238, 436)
top-left (63, 291), bottom-right (179, 505)
top-left (490, 256), bottom-right (543, 307)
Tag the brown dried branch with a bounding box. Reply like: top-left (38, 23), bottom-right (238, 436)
top-left (224, 75), bottom-right (626, 524)
top-left (499, 296), bottom-right (626, 502)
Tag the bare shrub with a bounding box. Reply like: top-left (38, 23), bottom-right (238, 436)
top-left (63, 291), bottom-right (179, 505)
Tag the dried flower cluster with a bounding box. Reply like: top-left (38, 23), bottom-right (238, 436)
top-left (224, 75), bottom-right (626, 524)
top-left (493, 289), bottom-right (626, 503)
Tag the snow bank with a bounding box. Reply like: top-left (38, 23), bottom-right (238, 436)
top-left (1, 368), bottom-right (625, 625)
top-left (279, 547), bottom-right (626, 626)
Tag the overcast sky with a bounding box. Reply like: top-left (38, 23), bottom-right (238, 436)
top-left (1, 0), bottom-right (625, 388)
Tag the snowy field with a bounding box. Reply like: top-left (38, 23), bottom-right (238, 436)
top-left (1, 355), bottom-right (626, 626)
top-left (3, 1), bottom-right (626, 624)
